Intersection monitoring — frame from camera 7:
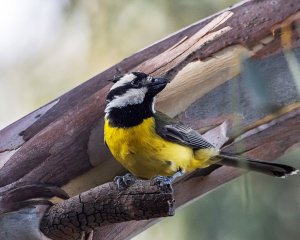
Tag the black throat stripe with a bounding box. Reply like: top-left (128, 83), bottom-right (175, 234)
top-left (107, 100), bottom-right (154, 128)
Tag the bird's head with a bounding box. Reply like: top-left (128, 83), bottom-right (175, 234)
top-left (105, 72), bottom-right (169, 121)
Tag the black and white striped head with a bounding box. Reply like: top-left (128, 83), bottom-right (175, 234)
top-left (105, 72), bottom-right (169, 127)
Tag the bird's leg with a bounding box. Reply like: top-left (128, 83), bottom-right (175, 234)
top-left (114, 173), bottom-right (137, 189)
top-left (153, 169), bottom-right (184, 191)
top-left (170, 169), bottom-right (185, 181)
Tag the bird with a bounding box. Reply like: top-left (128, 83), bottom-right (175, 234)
top-left (104, 72), bottom-right (298, 187)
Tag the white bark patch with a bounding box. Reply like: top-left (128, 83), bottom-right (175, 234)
top-left (203, 120), bottom-right (232, 149)
top-left (0, 148), bottom-right (19, 169)
top-left (0, 99), bottom-right (60, 152)
top-left (152, 97), bottom-right (156, 113)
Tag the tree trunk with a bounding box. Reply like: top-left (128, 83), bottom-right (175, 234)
top-left (0, 0), bottom-right (300, 239)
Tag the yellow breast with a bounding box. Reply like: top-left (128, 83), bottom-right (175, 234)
top-left (104, 117), bottom-right (215, 179)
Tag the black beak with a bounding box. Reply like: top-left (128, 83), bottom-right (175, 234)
top-left (147, 77), bottom-right (170, 94)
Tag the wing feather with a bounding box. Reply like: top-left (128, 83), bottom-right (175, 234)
top-left (154, 112), bottom-right (214, 149)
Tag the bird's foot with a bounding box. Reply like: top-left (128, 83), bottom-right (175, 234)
top-left (153, 170), bottom-right (184, 192)
top-left (114, 173), bottom-right (137, 190)
top-left (171, 169), bottom-right (184, 181)
top-left (153, 175), bottom-right (173, 192)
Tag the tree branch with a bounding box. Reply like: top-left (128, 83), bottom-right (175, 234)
top-left (0, 0), bottom-right (299, 194)
top-left (0, 0), bottom-right (300, 239)
top-left (40, 180), bottom-right (174, 240)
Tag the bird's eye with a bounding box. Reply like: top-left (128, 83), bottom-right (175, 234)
top-left (131, 80), bottom-right (140, 87)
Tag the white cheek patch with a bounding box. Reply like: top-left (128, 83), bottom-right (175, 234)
top-left (110, 73), bottom-right (137, 90)
top-left (105, 87), bottom-right (148, 117)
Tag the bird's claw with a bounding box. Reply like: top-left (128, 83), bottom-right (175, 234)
top-left (114, 173), bottom-right (137, 190)
top-left (153, 175), bottom-right (173, 193)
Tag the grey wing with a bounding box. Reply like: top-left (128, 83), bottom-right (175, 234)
top-left (154, 112), bottom-right (215, 149)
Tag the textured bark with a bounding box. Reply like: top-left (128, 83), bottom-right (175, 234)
top-left (0, 0), bottom-right (299, 193)
top-left (0, 0), bottom-right (299, 239)
top-left (40, 180), bottom-right (174, 240)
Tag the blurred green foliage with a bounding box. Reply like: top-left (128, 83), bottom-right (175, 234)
top-left (0, 1), bottom-right (299, 240)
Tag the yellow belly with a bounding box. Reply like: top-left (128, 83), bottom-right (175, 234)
top-left (104, 117), bottom-right (216, 179)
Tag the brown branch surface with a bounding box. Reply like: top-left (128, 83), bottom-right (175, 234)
top-left (0, 0), bottom-right (299, 239)
top-left (40, 180), bottom-right (174, 240)
top-left (0, 0), bottom-right (299, 193)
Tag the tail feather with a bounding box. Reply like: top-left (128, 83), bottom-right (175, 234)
top-left (218, 152), bottom-right (299, 178)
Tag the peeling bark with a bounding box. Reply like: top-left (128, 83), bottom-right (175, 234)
top-left (0, 0), bottom-right (299, 239)
top-left (0, 0), bottom-right (299, 194)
